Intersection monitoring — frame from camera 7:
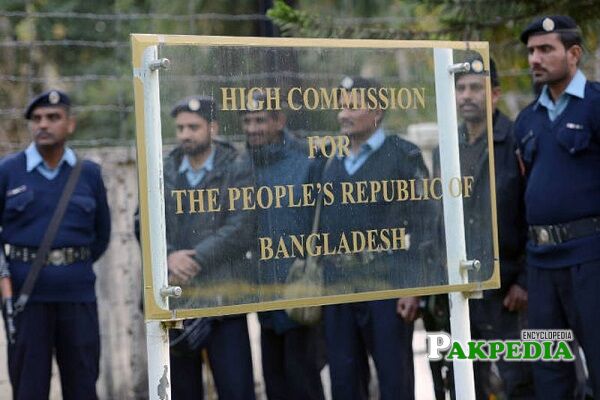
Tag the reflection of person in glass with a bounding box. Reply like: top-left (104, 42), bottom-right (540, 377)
top-left (430, 56), bottom-right (534, 400)
top-left (515, 15), bottom-right (600, 399)
top-left (240, 92), bottom-right (325, 400)
top-left (164, 96), bottom-right (255, 400)
top-left (319, 76), bottom-right (430, 400)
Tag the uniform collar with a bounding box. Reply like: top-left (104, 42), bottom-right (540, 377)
top-left (535, 69), bottom-right (586, 110)
top-left (341, 127), bottom-right (386, 176)
top-left (351, 127), bottom-right (385, 156)
top-left (178, 146), bottom-right (215, 174)
top-left (25, 142), bottom-right (76, 172)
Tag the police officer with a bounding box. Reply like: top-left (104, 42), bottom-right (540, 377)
top-left (0, 90), bottom-right (111, 399)
top-left (515, 15), bottom-right (600, 399)
top-left (164, 95), bottom-right (256, 400)
top-left (319, 76), bottom-right (429, 400)
top-left (431, 55), bottom-right (534, 399)
top-left (239, 92), bottom-right (325, 400)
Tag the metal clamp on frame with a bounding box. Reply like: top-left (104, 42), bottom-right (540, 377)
top-left (160, 285), bottom-right (182, 298)
top-left (448, 62), bottom-right (470, 74)
top-left (459, 259), bottom-right (481, 272)
top-left (149, 58), bottom-right (170, 71)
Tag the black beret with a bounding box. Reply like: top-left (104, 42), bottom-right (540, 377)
top-left (170, 95), bottom-right (218, 122)
top-left (455, 54), bottom-right (500, 88)
top-left (520, 15), bottom-right (580, 44)
top-left (24, 90), bottom-right (71, 120)
top-left (339, 75), bottom-right (382, 91)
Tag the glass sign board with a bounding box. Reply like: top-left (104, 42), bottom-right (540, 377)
top-left (131, 35), bottom-right (500, 320)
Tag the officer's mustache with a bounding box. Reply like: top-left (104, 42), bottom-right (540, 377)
top-left (34, 130), bottom-right (53, 138)
top-left (530, 65), bottom-right (546, 73)
top-left (181, 140), bottom-right (210, 155)
top-left (459, 100), bottom-right (479, 110)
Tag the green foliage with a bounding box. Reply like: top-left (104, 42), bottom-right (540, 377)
top-left (267, 0), bottom-right (600, 118)
top-left (268, 0), bottom-right (438, 39)
top-left (270, 0), bottom-right (600, 41)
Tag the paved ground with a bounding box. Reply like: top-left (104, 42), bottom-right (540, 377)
top-left (0, 314), bottom-right (436, 399)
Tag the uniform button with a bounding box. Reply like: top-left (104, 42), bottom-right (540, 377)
top-left (469, 218), bottom-right (474, 224)
top-left (570, 148), bottom-right (576, 154)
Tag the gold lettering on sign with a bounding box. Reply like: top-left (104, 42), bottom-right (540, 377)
top-left (171, 177), bottom-right (474, 214)
top-left (222, 86), bottom-right (427, 112)
top-left (258, 227), bottom-right (407, 261)
top-left (170, 189), bottom-right (221, 214)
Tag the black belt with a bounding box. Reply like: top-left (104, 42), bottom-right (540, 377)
top-left (529, 217), bottom-right (600, 246)
top-left (6, 245), bottom-right (91, 266)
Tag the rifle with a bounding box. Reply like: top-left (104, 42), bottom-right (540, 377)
top-left (0, 252), bottom-right (16, 344)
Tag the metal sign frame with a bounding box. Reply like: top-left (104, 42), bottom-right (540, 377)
top-left (132, 34), bottom-right (500, 400)
top-left (131, 34), bottom-right (500, 322)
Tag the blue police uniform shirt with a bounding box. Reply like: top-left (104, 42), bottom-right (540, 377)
top-left (178, 146), bottom-right (215, 187)
top-left (535, 69), bottom-right (586, 121)
top-left (514, 71), bottom-right (600, 268)
top-left (0, 149), bottom-right (111, 302)
top-left (25, 142), bottom-right (77, 180)
top-left (343, 127), bottom-right (385, 175)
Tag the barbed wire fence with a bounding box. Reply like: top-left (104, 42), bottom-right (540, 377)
top-left (1, 8), bottom-right (598, 152)
top-left (0, 9), bottom-right (277, 151)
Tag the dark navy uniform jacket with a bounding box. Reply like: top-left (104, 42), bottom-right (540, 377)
top-left (319, 133), bottom-right (437, 290)
top-left (248, 131), bottom-right (320, 334)
top-left (514, 79), bottom-right (600, 268)
top-left (434, 110), bottom-right (527, 292)
top-left (163, 140), bottom-right (256, 309)
top-left (0, 150), bottom-right (111, 302)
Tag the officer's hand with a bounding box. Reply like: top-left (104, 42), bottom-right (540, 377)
top-left (167, 250), bottom-right (201, 284)
top-left (503, 284), bottom-right (528, 312)
top-left (397, 297), bottom-right (420, 322)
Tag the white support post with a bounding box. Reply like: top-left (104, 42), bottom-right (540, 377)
top-left (434, 48), bottom-right (476, 400)
top-left (146, 321), bottom-right (171, 400)
top-left (136, 44), bottom-right (171, 400)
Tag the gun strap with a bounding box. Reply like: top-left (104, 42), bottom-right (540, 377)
top-left (306, 156), bottom-right (334, 259)
top-left (14, 158), bottom-right (83, 314)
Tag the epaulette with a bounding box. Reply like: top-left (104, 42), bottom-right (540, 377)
top-left (589, 81), bottom-right (600, 94)
top-left (0, 151), bottom-right (25, 171)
